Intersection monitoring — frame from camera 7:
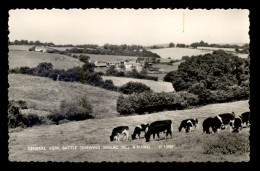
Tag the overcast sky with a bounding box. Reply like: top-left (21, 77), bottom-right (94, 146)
top-left (8, 9), bottom-right (250, 46)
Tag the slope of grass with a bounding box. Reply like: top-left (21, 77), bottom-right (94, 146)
top-left (9, 99), bottom-right (249, 162)
top-left (8, 74), bottom-right (121, 119)
top-left (102, 76), bottom-right (175, 92)
top-left (8, 51), bottom-right (84, 70)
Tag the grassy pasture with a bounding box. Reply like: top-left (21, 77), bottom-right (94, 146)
top-left (8, 50), bottom-right (84, 70)
top-left (73, 53), bottom-right (139, 62)
top-left (8, 100), bottom-right (249, 162)
top-left (149, 47), bottom-right (249, 60)
top-left (102, 76), bottom-right (175, 92)
top-left (9, 45), bottom-right (34, 51)
top-left (8, 74), bottom-right (121, 119)
top-left (149, 47), bottom-right (210, 60)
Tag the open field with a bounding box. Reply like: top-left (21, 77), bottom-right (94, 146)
top-left (149, 47), bottom-right (249, 60)
top-left (8, 50), bottom-right (84, 70)
top-left (149, 47), bottom-right (210, 60)
top-left (102, 76), bottom-right (175, 92)
top-left (9, 45), bottom-right (34, 51)
top-left (8, 74), bottom-right (121, 118)
top-left (74, 53), bottom-right (139, 62)
top-left (8, 100), bottom-right (249, 162)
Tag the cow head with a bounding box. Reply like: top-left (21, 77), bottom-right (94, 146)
top-left (131, 134), bottom-right (136, 140)
top-left (110, 135), bottom-right (115, 141)
top-left (144, 132), bottom-right (150, 142)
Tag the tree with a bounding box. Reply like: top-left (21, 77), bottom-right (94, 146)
top-left (169, 42), bottom-right (175, 48)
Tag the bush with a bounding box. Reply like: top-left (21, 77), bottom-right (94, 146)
top-left (119, 82), bottom-right (151, 94)
top-left (117, 91), bottom-right (199, 115)
top-left (48, 98), bottom-right (93, 124)
top-left (8, 105), bottom-right (29, 128)
top-left (203, 133), bottom-right (250, 155)
top-left (27, 113), bottom-right (43, 127)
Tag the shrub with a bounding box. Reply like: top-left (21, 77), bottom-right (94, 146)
top-left (117, 91), bottom-right (199, 115)
top-left (102, 79), bottom-right (118, 91)
top-left (119, 82), bottom-right (152, 94)
top-left (48, 98), bottom-right (93, 124)
top-left (47, 112), bottom-right (66, 124)
top-left (27, 113), bottom-right (43, 127)
top-left (8, 105), bottom-right (29, 128)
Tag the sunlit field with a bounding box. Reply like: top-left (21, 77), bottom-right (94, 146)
top-left (102, 76), bottom-right (175, 92)
top-left (9, 99), bottom-right (249, 162)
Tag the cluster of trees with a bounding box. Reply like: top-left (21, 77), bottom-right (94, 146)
top-left (164, 50), bottom-right (249, 104)
top-left (75, 44), bottom-right (160, 58)
top-left (9, 39), bottom-right (76, 47)
top-left (9, 40), bottom-right (55, 46)
top-left (105, 66), bottom-right (158, 81)
top-left (176, 43), bottom-right (189, 48)
top-left (190, 41), bottom-right (249, 54)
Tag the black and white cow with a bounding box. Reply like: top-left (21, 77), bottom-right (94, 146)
top-left (110, 126), bottom-right (130, 141)
top-left (232, 117), bottom-right (243, 133)
top-left (132, 123), bottom-right (149, 140)
top-left (202, 116), bottom-right (223, 134)
top-left (217, 112), bottom-right (236, 132)
top-left (178, 118), bottom-right (199, 133)
top-left (144, 120), bottom-right (173, 142)
top-left (240, 112), bottom-right (250, 127)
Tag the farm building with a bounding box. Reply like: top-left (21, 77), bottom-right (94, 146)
top-left (34, 46), bottom-right (55, 53)
top-left (93, 61), bottom-right (107, 68)
top-left (106, 61), bottom-right (121, 67)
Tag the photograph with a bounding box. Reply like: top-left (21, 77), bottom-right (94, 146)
top-left (8, 9), bottom-right (250, 162)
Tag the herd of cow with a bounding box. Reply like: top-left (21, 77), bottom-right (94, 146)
top-left (110, 111), bottom-right (250, 142)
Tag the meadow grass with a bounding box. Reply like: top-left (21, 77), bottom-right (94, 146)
top-left (8, 99), bottom-right (249, 162)
top-left (102, 76), bottom-right (175, 92)
top-left (8, 74), bottom-right (121, 118)
top-left (8, 50), bottom-right (84, 70)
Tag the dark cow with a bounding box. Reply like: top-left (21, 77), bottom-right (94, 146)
top-left (144, 120), bottom-right (173, 142)
top-left (132, 123), bottom-right (149, 140)
top-left (110, 126), bottom-right (130, 141)
top-left (240, 112), bottom-right (250, 127)
top-left (178, 118), bottom-right (199, 133)
top-left (218, 112), bottom-right (235, 132)
top-left (233, 117), bottom-right (243, 133)
top-left (202, 116), bottom-right (223, 134)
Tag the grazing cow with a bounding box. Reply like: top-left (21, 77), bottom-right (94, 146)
top-left (178, 118), bottom-right (199, 133)
top-left (240, 112), bottom-right (250, 127)
top-left (217, 112), bottom-right (235, 132)
top-left (132, 123), bottom-right (149, 140)
top-left (110, 126), bottom-right (130, 141)
top-left (144, 120), bottom-right (173, 142)
top-left (202, 116), bottom-right (223, 134)
top-left (233, 117), bottom-right (243, 133)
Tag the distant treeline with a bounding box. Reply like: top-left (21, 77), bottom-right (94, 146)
top-left (190, 41), bottom-right (249, 54)
top-left (147, 41), bottom-right (249, 54)
top-left (9, 40), bottom-right (160, 58)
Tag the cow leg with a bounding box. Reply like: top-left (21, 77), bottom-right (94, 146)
top-left (157, 132), bottom-right (160, 139)
top-left (153, 133), bottom-right (155, 140)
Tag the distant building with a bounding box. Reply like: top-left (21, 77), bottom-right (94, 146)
top-left (93, 61), bottom-right (107, 67)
